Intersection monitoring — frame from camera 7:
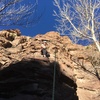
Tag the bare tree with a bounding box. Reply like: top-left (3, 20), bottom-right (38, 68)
top-left (53, 0), bottom-right (100, 52)
top-left (0, 0), bottom-right (40, 27)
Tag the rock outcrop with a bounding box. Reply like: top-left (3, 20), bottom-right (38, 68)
top-left (0, 30), bottom-right (100, 100)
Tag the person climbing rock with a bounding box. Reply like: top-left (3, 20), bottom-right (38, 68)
top-left (41, 40), bottom-right (50, 58)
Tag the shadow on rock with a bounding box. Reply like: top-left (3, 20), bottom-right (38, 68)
top-left (0, 59), bottom-right (78, 100)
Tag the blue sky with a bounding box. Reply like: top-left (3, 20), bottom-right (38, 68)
top-left (0, 0), bottom-right (57, 37)
top-left (0, 0), bottom-right (95, 46)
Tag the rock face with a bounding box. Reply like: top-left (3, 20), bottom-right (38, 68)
top-left (0, 30), bottom-right (100, 100)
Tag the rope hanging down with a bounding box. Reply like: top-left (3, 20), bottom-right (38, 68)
top-left (52, 47), bottom-right (58, 100)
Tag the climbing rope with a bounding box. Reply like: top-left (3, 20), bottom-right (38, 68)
top-left (52, 47), bottom-right (58, 100)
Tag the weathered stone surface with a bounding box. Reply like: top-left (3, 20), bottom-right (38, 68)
top-left (0, 30), bottom-right (100, 100)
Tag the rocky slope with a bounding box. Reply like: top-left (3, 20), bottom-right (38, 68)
top-left (0, 29), bottom-right (100, 100)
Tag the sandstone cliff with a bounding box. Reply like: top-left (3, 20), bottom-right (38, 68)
top-left (0, 29), bottom-right (100, 100)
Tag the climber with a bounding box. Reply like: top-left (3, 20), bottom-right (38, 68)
top-left (41, 40), bottom-right (50, 58)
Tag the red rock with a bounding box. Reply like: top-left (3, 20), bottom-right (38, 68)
top-left (0, 30), bottom-right (99, 100)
